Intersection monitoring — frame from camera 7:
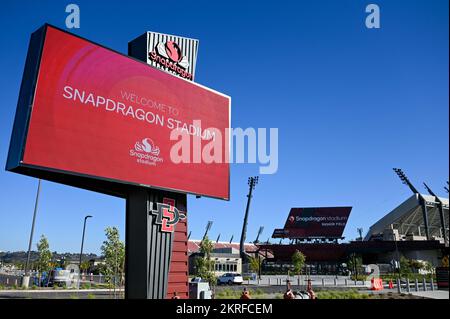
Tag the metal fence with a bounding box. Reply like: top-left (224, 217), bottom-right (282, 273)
top-left (0, 273), bottom-right (123, 288)
top-left (241, 275), bottom-right (438, 291)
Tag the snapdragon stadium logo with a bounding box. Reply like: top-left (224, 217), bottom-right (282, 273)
top-left (129, 137), bottom-right (163, 166)
top-left (149, 41), bottom-right (193, 80)
top-left (150, 200), bottom-right (186, 233)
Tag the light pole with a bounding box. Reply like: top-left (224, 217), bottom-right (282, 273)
top-left (393, 168), bottom-right (431, 240)
top-left (79, 215), bottom-right (93, 274)
top-left (23, 179), bottom-right (42, 288)
top-left (202, 221), bottom-right (213, 241)
top-left (240, 176), bottom-right (259, 261)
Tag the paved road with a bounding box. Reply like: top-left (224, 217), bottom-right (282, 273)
top-left (0, 289), bottom-right (124, 299)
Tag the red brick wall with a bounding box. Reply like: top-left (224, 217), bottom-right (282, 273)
top-left (167, 200), bottom-right (188, 299)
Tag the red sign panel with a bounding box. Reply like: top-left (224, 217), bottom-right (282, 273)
top-left (11, 25), bottom-right (230, 200)
top-left (272, 207), bottom-right (352, 238)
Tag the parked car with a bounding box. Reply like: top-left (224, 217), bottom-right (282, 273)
top-left (217, 273), bottom-right (243, 285)
top-left (191, 277), bottom-right (205, 283)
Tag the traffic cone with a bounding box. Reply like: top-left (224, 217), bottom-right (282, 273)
top-left (388, 280), bottom-right (394, 289)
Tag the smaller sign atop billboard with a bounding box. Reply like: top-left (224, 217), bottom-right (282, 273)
top-left (129, 31), bottom-right (199, 81)
top-left (272, 207), bottom-right (352, 239)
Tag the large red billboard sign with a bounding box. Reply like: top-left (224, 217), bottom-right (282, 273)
top-left (6, 25), bottom-right (230, 200)
top-left (272, 207), bottom-right (352, 239)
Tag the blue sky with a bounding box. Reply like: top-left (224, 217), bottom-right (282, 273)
top-left (0, 0), bottom-right (448, 254)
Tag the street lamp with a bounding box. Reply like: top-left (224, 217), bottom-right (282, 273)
top-left (23, 179), bottom-right (42, 288)
top-left (79, 215), bottom-right (93, 274)
top-left (239, 176), bottom-right (259, 260)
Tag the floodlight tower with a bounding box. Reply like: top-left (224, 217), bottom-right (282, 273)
top-left (229, 235), bottom-right (234, 244)
top-left (187, 231), bottom-right (192, 240)
top-left (216, 233), bottom-right (221, 243)
top-left (393, 168), bottom-right (431, 240)
top-left (445, 182), bottom-right (449, 194)
top-left (357, 228), bottom-right (363, 241)
top-left (239, 176), bottom-right (259, 260)
top-left (424, 182), bottom-right (448, 246)
top-left (202, 221), bottom-right (213, 241)
top-left (254, 226), bottom-right (264, 244)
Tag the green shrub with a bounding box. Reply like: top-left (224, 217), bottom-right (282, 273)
top-left (350, 274), bottom-right (367, 281)
top-left (317, 289), bottom-right (371, 299)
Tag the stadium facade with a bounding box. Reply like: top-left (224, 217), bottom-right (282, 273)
top-left (257, 194), bottom-right (449, 274)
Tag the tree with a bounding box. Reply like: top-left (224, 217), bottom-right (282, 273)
top-left (347, 253), bottom-right (363, 279)
top-left (195, 236), bottom-right (216, 289)
top-left (424, 261), bottom-right (435, 275)
top-left (399, 256), bottom-right (413, 278)
top-left (80, 260), bottom-right (91, 274)
top-left (36, 235), bottom-right (52, 275)
top-left (248, 256), bottom-right (260, 274)
top-left (292, 250), bottom-right (306, 283)
top-left (100, 227), bottom-right (125, 287)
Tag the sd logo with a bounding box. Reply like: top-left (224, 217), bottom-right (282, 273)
top-left (150, 198), bottom-right (186, 233)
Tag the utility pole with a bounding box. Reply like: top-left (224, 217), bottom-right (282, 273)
top-left (23, 179), bottom-right (41, 288)
top-left (240, 176), bottom-right (259, 261)
top-left (424, 182), bottom-right (448, 246)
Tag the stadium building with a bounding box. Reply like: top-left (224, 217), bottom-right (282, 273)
top-left (257, 194), bottom-right (448, 274)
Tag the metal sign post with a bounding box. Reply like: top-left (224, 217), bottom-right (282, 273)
top-left (125, 188), bottom-right (187, 299)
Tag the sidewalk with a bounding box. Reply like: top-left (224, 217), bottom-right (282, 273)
top-left (409, 290), bottom-right (449, 299)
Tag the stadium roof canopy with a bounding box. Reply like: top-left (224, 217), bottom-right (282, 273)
top-left (365, 194), bottom-right (449, 241)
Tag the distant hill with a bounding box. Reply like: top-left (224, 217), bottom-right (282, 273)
top-left (0, 251), bottom-right (100, 264)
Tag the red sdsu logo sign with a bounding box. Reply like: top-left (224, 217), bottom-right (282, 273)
top-left (150, 198), bottom-right (186, 233)
top-left (149, 41), bottom-right (193, 80)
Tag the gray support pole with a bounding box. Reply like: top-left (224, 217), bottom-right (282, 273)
top-left (423, 183), bottom-right (448, 246)
top-left (24, 179), bottom-right (41, 277)
top-left (240, 181), bottom-right (254, 260)
top-left (125, 189), bottom-right (180, 299)
top-left (421, 201), bottom-right (431, 240)
top-left (415, 278), bottom-right (419, 292)
top-left (397, 278), bottom-right (401, 293)
top-left (422, 277), bottom-right (427, 291)
top-left (437, 205), bottom-right (448, 246)
top-left (406, 279), bottom-right (410, 293)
